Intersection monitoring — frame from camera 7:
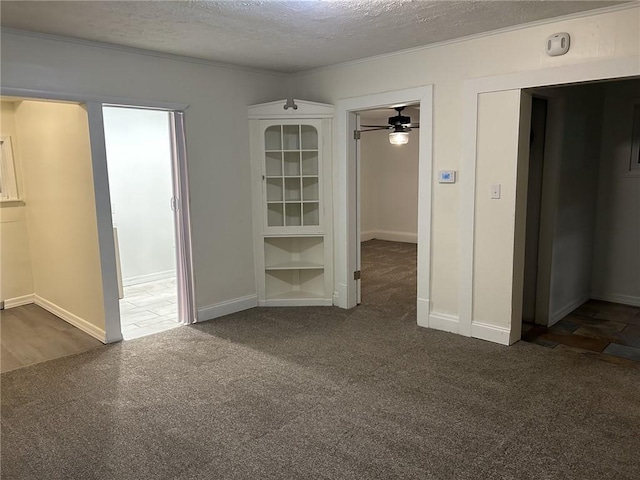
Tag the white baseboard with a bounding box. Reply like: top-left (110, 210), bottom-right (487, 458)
top-left (549, 295), bottom-right (589, 326)
top-left (471, 321), bottom-right (511, 346)
top-left (34, 295), bottom-right (107, 343)
top-left (3, 293), bottom-right (35, 309)
top-left (416, 297), bottom-right (430, 327)
top-left (360, 230), bottom-right (377, 242)
top-left (197, 294), bottom-right (258, 322)
top-left (334, 282), bottom-right (349, 309)
top-left (123, 269), bottom-right (176, 287)
top-left (590, 293), bottom-right (640, 307)
top-left (361, 230), bottom-right (417, 244)
top-left (428, 311), bottom-right (459, 334)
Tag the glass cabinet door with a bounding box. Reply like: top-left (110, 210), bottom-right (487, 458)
top-left (264, 124), bottom-right (320, 228)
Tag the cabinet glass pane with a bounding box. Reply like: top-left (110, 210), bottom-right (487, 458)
top-left (282, 125), bottom-right (300, 150)
top-left (303, 203), bottom-right (320, 226)
top-left (266, 178), bottom-right (283, 201)
top-left (285, 203), bottom-right (301, 226)
top-left (265, 152), bottom-right (282, 176)
top-left (283, 152), bottom-right (301, 176)
top-left (301, 125), bottom-right (318, 150)
top-left (302, 178), bottom-right (319, 201)
top-left (302, 152), bottom-right (318, 175)
top-left (267, 203), bottom-right (284, 226)
top-left (265, 126), bottom-right (281, 150)
top-left (284, 178), bottom-right (301, 201)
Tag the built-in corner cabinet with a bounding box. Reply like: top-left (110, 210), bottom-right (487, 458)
top-left (249, 99), bottom-right (334, 306)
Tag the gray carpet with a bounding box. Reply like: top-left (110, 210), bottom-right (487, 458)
top-left (2, 239), bottom-right (639, 479)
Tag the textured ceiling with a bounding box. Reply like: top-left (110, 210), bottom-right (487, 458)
top-left (0, 1), bottom-right (626, 73)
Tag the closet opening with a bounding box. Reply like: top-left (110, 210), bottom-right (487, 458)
top-left (519, 78), bottom-right (640, 365)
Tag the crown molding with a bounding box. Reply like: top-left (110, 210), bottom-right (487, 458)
top-left (291, 2), bottom-right (639, 77)
top-left (0, 27), bottom-right (288, 78)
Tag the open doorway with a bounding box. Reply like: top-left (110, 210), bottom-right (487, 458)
top-left (102, 106), bottom-right (181, 340)
top-left (0, 97), bottom-right (106, 370)
top-left (520, 78), bottom-right (640, 365)
top-left (356, 105), bottom-right (419, 310)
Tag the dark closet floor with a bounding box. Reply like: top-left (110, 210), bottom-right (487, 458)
top-left (521, 300), bottom-right (640, 368)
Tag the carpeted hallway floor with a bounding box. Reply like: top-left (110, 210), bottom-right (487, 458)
top-left (2, 240), bottom-right (639, 479)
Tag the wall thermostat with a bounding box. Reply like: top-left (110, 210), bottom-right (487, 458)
top-left (438, 170), bottom-right (456, 184)
top-left (546, 32), bottom-right (570, 56)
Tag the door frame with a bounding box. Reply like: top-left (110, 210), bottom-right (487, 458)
top-left (0, 87), bottom-right (194, 343)
top-left (459, 56), bottom-right (640, 344)
top-left (334, 85), bottom-right (433, 328)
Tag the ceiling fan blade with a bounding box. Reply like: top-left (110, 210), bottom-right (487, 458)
top-left (360, 124), bottom-right (389, 128)
top-left (406, 124), bottom-right (420, 128)
top-left (360, 127), bottom-right (391, 132)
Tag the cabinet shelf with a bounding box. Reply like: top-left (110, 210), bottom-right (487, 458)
top-left (267, 290), bottom-right (324, 300)
top-left (265, 261), bottom-right (324, 270)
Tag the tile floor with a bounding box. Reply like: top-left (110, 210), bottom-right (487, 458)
top-left (522, 299), bottom-right (640, 368)
top-left (120, 278), bottom-right (181, 340)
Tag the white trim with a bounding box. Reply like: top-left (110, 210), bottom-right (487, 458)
top-left (2, 28), bottom-right (287, 78)
top-left (360, 230), bottom-right (376, 242)
top-left (590, 293), bottom-right (640, 308)
top-left (0, 136), bottom-right (19, 201)
top-left (428, 311), bottom-right (459, 334)
top-left (197, 294), bottom-right (258, 322)
top-left (549, 295), bottom-right (589, 327)
top-left (334, 85), bottom-right (433, 323)
top-left (34, 295), bottom-right (107, 343)
top-left (3, 294), bottom-right (34, 309)
top-left (247, 99), bottom-right (335, 119)
top-left (292, 3), bottom-right (639, 77)
top-left (416, 297), bottom-right (430, 328)
top-left (1, 87), bottom-right (189, 112)
top-left (471, 322), bottom-right (512, 346)
top-left (360, 230), bottom-right (417, 244)
top-left (123, 270), bottom-right (176, 287)
top-left (460, 56), bottom-right (640, 344)
top-left (260, 298), bottom-right (334, 307)
top-left (85, 102), bottom-right (123, 344)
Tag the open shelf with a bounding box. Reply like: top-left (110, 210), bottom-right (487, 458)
top-left (265, 269), bottom-right (325, 301)
top-left (265, 261), bottom-right (324, 270)
top-left (264, 236), bottom-right (323, 266)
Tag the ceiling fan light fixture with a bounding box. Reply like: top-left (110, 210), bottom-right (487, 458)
top-left (389, 125), bottom-right (410, 145)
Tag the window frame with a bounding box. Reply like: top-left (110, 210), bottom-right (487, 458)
top-left (0, 135), bottom-right (19, 201)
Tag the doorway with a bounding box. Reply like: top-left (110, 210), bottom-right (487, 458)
top-left (334, 86), bottom-right (433, 329)
top-left (519, 78), bottom-right (640, 365)
top-left (0, 96), bottom-right (107, 368)
top-left (103, 106), bottom-right (181, 340)
top-left (356, 105), bottom-right (419, 309)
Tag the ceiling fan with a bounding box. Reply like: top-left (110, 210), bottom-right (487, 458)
top-left (360, 106), bottom-right (419, 145)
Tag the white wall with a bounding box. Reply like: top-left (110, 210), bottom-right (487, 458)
top-left (0, 100), bottom-right (33, 303)
top-left (14, 100), bottom-right (106, 333)
top-left (291, 6), bottom-right (639, 322)
top-left (103, 107), bottom-right (176, 285)
top-left (591, 79), bottom-right (640, 306)
top-left (1, 30), bottom-right (286, 314)
top-left (473, 90), bottom-right (526, 331)
top-left (360, 108), bottom-right (419, 243)
top-left (544, 86), bottom-right (604, 324)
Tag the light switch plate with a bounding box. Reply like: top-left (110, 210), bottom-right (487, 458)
top-left (438, 170), bottom-right (456, 183)
top-left (491, 184), bottom-right (501, 199)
